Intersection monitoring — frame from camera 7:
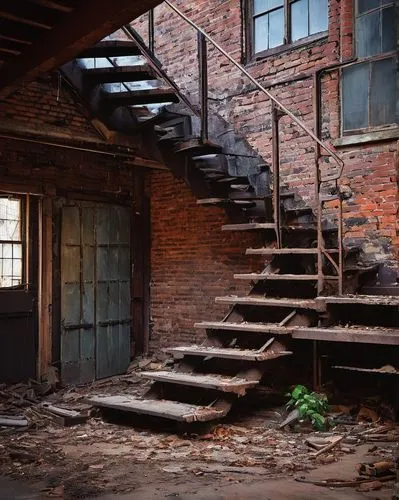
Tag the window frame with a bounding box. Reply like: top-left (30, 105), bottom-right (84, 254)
top-left (246, 0), bottom-right (329, 61)
top-left (340, 0), bottom-right (398, 136)
top-left (0, 195), bottom-right (25, 289)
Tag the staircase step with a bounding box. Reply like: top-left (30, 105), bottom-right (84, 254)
top-left (292, 326), bottom-right (399, 345)
top-left (245, 248), bottom-right (339, 255)
top-left (140, 371), bottom-right (258, 395)
top-left (167, 345), bottom-right (293, 361)
top-left (234, 273), bottom-right (339, 281)
top-left (104, 88), bottom-right (179, 107)
top-left (284, 206), bottom-right (313, 215)
top-left (318, 295), bottom-right (399, 307)
top-left (222, 223), bottom-right (275, 231)
top-left (83, 65), bottom-right (154, 84)
top-left (88, 395), bottom-right (227, 423)
top-left (78, 41), bottom-right (141, 59)
top-left (195, 321), bottom-right (294, 334)
top-left (197, 198), bottom-right (255, 208)
top-left (215, 296), bottom-right (324, 311)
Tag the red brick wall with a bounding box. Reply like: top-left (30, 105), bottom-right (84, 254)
top-left (148, 170), bottom-right (264, 352)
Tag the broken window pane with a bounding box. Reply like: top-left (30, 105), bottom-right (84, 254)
top-left (357, 10), bottom-right (380, 57)
top-left (291, 0), bottom-right (309, 41)
top-left (342, 63), bottom-right (370, 131)
top-left (309, 0), bottom-right (328, 35)
top-left (370, 58), bottom-right (397, 126)
top-left (269, 8), bottom-right (285, 47)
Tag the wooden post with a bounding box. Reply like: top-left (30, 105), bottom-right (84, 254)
top-left (38, 196), bottom-right (53, 379)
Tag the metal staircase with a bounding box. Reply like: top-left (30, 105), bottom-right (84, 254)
top-left (60, 3), bottom-right (399, 424)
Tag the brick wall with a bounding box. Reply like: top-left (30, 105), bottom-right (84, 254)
top-left (148, 170), bottom-right (264, 352)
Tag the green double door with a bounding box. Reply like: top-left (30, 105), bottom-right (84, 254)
top-left (60, 201), bottom-right (131, 384)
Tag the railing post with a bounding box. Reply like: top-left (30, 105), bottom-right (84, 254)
top-left (271, 102), bottom-right (282, 249)
top-left (148, 9), bottom-right (155, 54)
top-left (198, 32), bottom-right (209, 143)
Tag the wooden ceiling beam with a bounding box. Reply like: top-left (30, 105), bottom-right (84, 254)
top-left (0, 11), bottom-right (53, 30)
top-left (0, 47), bottom-right (21, 56)
top-left (0, 34), bottom-right (33, 45)
top-left (0, 0), bottom-right (163, 99)
top-left (25, 0), bottom-right (75, 13)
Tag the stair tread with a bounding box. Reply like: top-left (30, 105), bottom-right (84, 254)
top-left (197, 199), bottom-right (255, 207)
top-left (246, 248), bottom-right (339, 255)
top-left (234, 273), bottom-right (339, 281)
top-left (292, 325), bottom-right (399, 345)
top-left (167, 345), bottom-right (293, 361)
top-left (140, 371), bottom-right (259, 394)
top-left (195, 320), bottom-right (295, 333)
top-left (215, 296), bottom-right (323, 310)
top-left (87, 395), bottom-right (226, 422)
top-left (222, 223), bottom-right (275, 231)
top-left (104, 88), bottom-right (179, 106)
top-left (318, 295), bottom-right (399, 306)
top-left (78, 41), bottom-right (141, 59)
top-left (83, 65), bottom-right (154, 83)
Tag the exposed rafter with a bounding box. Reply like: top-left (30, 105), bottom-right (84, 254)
top-left (26, 0), bottom-right (75, 13)
top-left (0, 0), bottom-right (163, 99)
top-left (0, 11), bottom-right (53, 30)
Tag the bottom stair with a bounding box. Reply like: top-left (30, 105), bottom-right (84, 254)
top-left (88, 395), bottom-right (228, 423)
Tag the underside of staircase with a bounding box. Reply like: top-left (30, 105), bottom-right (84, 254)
top-left (61, 27), bottom-right (399, 424)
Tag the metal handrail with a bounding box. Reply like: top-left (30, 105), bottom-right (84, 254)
top-left (164, 0), bottom-right (344, 180)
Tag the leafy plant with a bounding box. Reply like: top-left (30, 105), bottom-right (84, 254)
top-left (286, 384), bottom-right (329, 431)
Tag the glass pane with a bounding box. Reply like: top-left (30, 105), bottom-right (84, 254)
top-left (343, 63), bottom-right (370, 130)
top-left (0, 199), bottom-right (21, 241)
top-left (309, 0), bottom-right (328, 34)
top-left (370, 58), bottom-right (397, 126)
top-left (358, 0), bottom-right (380, 14)
top-left (269, 8), bottom-right (285, 48)
top-left (291, 0), bottom-right (309, 41)
top-left (356, 10), bottom-right (380, 57)
top-left (382, 7), bottom-right (395, 53)
top-left (254, 14), bottom-right (269, 53)
top-left (254, 0), bottom-right (283, 15)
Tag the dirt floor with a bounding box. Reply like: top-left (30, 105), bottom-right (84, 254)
top-left (0, 364), bottom-right (398, 499)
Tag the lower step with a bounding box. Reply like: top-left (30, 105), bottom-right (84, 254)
top-left (195, 321), bottom-right (293, 334)
top-left (215, 296), bottom-right (324, 311)
top-left (234, 273), bottom-right (339, 281)
top-left (88, 395), bottom-right (227, 423)
top-left (292, 326), bottom-right (399, 345)
top-left (167, 345), bottom-right (293, 361)
top-left (140, 371), bottom-right (258, 395)
top-left (222, 223), bottom-right (275, 231)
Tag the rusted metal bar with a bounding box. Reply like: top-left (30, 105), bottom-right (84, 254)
top-left (313, 73), bottom-right (324, 296)
top-left (338, 194), bottom-right (344, 295)
top-left (122, 24), bottom-right (200, 118)
top-left (271, 102), bottom-right (282, 249)
top-left (164, 0), bottom-right (344, 175)
top-left (148, 8), bottom-right (155, 54)
top-left (198, 32), bottom-right (209, 143)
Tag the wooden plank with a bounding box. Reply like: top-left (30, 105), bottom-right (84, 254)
top-left (0, 0), bottom-right (164, 98)
top-left (26, 0), bottom-right (75, 12)
top-left (0, 11), bottom-right (53, 30)
top-left (234, 273), bottom-right (321, 281)
top-left (246, 248), bottom-right (339, 255)
top-left (104, 88), bottom-right (179, 107)
top-left (167, 346), bottom-right (293, 361)
top-left (332, 365), bottom-right (399, 375)
top-left (87, 395), bottom-right (227, 422)
top-left (222, 223), bottom-right (276, 231)
top-left (0, 35), bottom-right (33, 46)
top-left (292, 326), bottom-right (399, 345)
top-left (215, 296), bottom-right (324, 311)
top-left (195, 320), bottom-right (294, 334)
top-left (78, 41), bottom-right (141, 59)
top-left (319, 295), bottom-right (399, 307)
top-left (83, 65), bottom-right (154, 84)
top-left (140, 371), bottom-right (259, 395)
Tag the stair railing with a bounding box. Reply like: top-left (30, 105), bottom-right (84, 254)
top-left (126, 1), bottom-right (345, 295)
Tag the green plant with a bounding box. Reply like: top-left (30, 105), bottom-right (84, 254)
top-left (286, 384), bottom-right (329, 431)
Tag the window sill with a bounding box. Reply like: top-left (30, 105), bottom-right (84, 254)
top-left (247, 32), bottom-right (328, 65)
top-left (333, 128), bottom-right (399, 148)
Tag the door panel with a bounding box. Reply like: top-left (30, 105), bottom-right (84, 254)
top-left (61, 201), bottom-right (131, 384)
